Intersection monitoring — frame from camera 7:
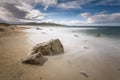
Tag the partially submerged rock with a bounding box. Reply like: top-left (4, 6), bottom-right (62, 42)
top-left (84, 47), bottom-right (88, 49)
top-left (31, 39), bottom-right (64, 56)
top-left (95, 33), bottom-right (101, 37)
top-left (74, 35), bottom-right (79, 37)
top-left (36, 27), bottom-right (42, 30)
top-left (22, 39), bottom-right (64, 65)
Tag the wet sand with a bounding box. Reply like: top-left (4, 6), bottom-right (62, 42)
top-left (0, 26), bottom-right (120, 80)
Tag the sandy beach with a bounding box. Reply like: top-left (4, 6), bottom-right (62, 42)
top-left (0, 25), bottom-right (120, 80)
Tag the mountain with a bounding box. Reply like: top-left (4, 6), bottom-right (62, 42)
top-left (20, 22), bottom-right (65, 26)
top-left (0, 23), bottom-right (10, 26)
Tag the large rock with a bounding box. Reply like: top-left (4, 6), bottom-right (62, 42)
top-left (22, 39), bottom-right (64, 65)
top-left (31, 39), bottom-right (64, 55)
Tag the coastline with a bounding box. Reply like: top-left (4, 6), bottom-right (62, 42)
top-left (0, 25), bottom-right (120, 80)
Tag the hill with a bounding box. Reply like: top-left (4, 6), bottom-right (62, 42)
top-left (20, 22), bottom-right (65, 26)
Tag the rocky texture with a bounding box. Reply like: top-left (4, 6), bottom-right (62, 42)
top-left (31, 39), bottom-right (64, 56)
top-left (22, 52), bottom-right (47, 65)
top-left (22, 39), bottom-right (64, 65)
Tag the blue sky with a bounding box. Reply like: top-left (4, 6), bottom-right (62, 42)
top-left (0, 0), bottom-right (120, 26)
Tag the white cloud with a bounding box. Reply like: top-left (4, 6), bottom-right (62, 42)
top-left (0, 0), bottom-right (57, 23)
top-left (96, 0), bottom-right (120, 6)
top-left (0, 7), bottom-right (13, 22)
top-left (38, 0), bottom-right (57, 10)
top-left (58, 0), bottom-right (94, 9)
top-left (0, 0), bottom-right (57, 9)
top-left (58, 1), bottom-right (81, 9)
top-left (80, 12), bottom-right (120, 24)
top-left (25, 10), bottom-right (45, 20)
top-left (81, 12), bottom-right (91, 18)
top-left (57, 12), bottom-right (120, 26)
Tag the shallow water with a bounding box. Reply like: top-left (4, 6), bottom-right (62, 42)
top-left (71, 27), bottom-right (120, 39)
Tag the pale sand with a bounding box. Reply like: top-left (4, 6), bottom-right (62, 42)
top-left (0, 26), bottom-right (120, 80)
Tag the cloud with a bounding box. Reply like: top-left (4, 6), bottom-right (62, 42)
top-left (0, 0), bottom-right (57, 23)
top-left (81, 12), bottom-right (91, 18)
top-left (58, 12), bottom-right (120, 25)
top-left (57, 0), bottom-right (94, 9)
top-left (2, 3), bottom-right (28, 19)
top-left (0, 0), bottom-right (57, 9)
top-left (80, 12), bottom-right (120, 24)
top-left (25, 10), bottom-right (45, 20)
top-left (58, 1), bottom-right (81, 9)
top-left (38, 0), bottom-right (57, 10)
top-left (96, 0), bottom-right (120, 6)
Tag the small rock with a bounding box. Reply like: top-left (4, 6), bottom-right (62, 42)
top-left (95, 33), bottom-right (101, 37)
top-left (22, 52), bottom-right (47, 65)
top-left (0, 28), bottom-right (5, 32)
top-left (80, 72), bottom-right (88, 78)
top-left (11, 27), bottom-right (15, 30)
top-left (74, 35), bottom-right (79, 37)
top-left (36, 27), bottom-right (42, 30)
top-left (84, 47), bottom-right (88, 49)
top-left (40, 77), bottom-right (42, 80)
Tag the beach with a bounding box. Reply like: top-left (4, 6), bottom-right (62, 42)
top-left (0, 25), bottom-right (120, 80)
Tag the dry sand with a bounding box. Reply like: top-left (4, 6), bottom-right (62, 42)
top-left (0, 26), bottom-right (120, 80)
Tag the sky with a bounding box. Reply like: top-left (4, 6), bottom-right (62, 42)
top-left (0, 0), bottom-right (120, 26)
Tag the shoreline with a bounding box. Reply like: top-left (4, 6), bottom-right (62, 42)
top-left (0, 25), bottom-right (120, 80)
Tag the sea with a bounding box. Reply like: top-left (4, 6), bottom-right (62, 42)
top-left (71, 26), bottom-right (120, 39)
top-left (24, 25), bottom-right (120, 40)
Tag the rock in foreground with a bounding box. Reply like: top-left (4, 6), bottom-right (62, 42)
top-left (22, 39), bottom-right (64, 65)
top-left (22, 52), bottom-right (47, 65)
top-left (31, 39), bottom-right (64, 55)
